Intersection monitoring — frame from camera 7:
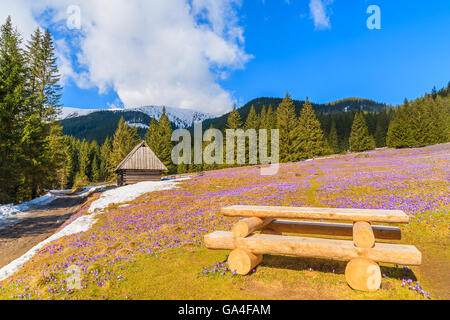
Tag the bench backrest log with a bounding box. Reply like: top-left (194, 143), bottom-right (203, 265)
top-left (221, 205), bottom-right (409, 223)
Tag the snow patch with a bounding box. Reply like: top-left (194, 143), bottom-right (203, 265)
top-left (88, 178), bottom-right (187, 213)
top-left (125, 121), bottom-right (149, 129)
top-left (56, 107), bottom-right (99, 120)
top-left (0, 194), bottom-right (54, 223)
top-left (0, 184), bottom-right (115, 231)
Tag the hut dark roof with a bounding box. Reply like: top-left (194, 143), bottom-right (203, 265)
top-left (114, 141), bottom-right (168, 172)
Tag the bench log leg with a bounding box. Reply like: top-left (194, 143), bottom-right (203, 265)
top-left (345, 258), bottom-right (381, 292)
top-left (353, 221), bottom-right (375, 248)
top-left (228, 248), bottom-right (263, 275)
top-left (233, 217), bottom-right (274, 238)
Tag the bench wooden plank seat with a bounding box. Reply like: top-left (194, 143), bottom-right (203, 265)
top-left (221, 205), bottom-right (410, 223)
top-left (265, 220), bottom-right (401, 240)
top-left (204, 231), bottom-right (421, 266)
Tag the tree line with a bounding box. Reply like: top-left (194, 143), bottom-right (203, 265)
top-left (143, 93), bottom-right (395, 174)
top-left (386, 87), bottom-right (449, 148)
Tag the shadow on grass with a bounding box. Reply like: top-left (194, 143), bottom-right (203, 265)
top-left (380, 265), bottom-right (417, 281)
top-left (260, 255), bottom-right (347, 274)
top-left (256, 254), bottom-right (417, 281)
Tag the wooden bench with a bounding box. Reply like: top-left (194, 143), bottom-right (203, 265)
top-left (204, 205), bottom-right (422, 292)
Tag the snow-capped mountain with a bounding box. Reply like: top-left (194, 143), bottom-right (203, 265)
top-left (57, 105), bottom-right (214, 129)
top-left (132, 106), bottom-right (214, 128)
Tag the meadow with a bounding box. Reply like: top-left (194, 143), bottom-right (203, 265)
top-left (0, 143), bottom-right (448, 300)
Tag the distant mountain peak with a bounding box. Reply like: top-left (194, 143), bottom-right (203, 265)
top-left (58, 105), bottom-right (214, 129)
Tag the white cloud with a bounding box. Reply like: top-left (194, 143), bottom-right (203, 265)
top-left (0, 0), bottom-right (252, 115)
top-left (309, 0), bottom-right (334, 30)
top-left (0, 1), bottom-right (38, 39)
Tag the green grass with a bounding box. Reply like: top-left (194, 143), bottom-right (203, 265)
top-left (0, 245), bottom-right (429, 300)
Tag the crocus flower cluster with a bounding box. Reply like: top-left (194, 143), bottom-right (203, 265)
top-left (199, 261), bottom-right (233, 277)
top-left (402, 279), bottom-right (431, 299)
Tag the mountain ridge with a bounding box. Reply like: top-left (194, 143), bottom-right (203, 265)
top-left (60, 97), bottom-right (387, 143)
top-left (197, 96), bottom-right (387, 131)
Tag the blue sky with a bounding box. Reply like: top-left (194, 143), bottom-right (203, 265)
top-left (221, 0), bottom-right (450, 107)
top-left (2, 0), bottom-right (449, 114)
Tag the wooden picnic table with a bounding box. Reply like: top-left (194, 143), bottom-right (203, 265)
top-left (204, 205), bottom-right (421, 292)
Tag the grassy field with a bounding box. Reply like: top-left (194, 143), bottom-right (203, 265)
top-left (0, 144), bottom-right (448, 300)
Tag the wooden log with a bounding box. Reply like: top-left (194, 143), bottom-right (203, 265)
top-left (345, 258), bottom-right (381, 291)
top-left (204, 231), bottom-right (422, 265)
top-left (204, 231), bottom-right (235, 249)
top-left (266, 220), bottom-right (401, 240)
top-left (221, 205), bottom-right (409, 223)
top-left (227, 249), bottom-right (263, 275)
top-left (353, 221), bottom-right (375, 248)
top-left (232, 217), bottom-right (274, 238)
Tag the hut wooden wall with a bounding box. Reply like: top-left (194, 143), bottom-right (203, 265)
top-left (117, 169), bottom-right (163, 186)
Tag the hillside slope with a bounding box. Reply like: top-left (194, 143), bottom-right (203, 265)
top-left (0, 143), bottom-right (448, 300)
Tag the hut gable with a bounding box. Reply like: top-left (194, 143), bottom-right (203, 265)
top-left (115, 141), bottom-right (167, 172)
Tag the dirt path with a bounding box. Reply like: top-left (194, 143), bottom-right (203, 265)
top-left (0, 194), bottom-right (86, 269)
top-left (414, 242), bottom-right (450, 300)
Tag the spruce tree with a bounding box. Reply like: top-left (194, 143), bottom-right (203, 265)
top-left (267, 104), bottom-right (277, 129)
top-left (386, 100), bottom-right (415, 148)
top-left (349, 112), bottom-right (376, 152)
top-left (145, 116), bottom-right (158, 152)
top-left (244, 105), bottom-right (259, 130)
top-left (88, 140), bottom-right (100, 181)
top-left (203, 124), bottom-right (219, 171)
top-left (177, 162), bottom-right (187, 174)
top-left (0, 16), bottom-right (27, 202)
top-left (328, 120), bottom-right (340, 154)
top-left (276, 92), bottom-right (298, 162)
top-left (45, 122), bottom-right (66, 190)
top-left (408, 100), bottom-right (429, 147)
top-left (156, 107), bottom-right (174, 173)
top-left (100, 136), bottom-right (113, 181)
top-left (224, 104), bottom-right (242, 167)
top-left (74, 139), bottom-right (90, 187)
top-left (433, 95), bottom-right (450, 143)
top-left (259, 105), bottom-right (267, 130)
top-left (67, 137), bottom-right (80, 187)
top-left (91, 155), bottom-right (101, 182)
top-left (21, 26), bottom-right (62, 199)
top-left (294, 97), bottom-right (328, 159)
top-left (56, 135), bottom-right (72, 189)
top-left (265, 105), bottom-right (276, 157)
top-left (226, 104), bottom-right (242, 129)
top-left (374, 111), bottom-right (388, 148)
top-left (25, 27), bottom-right (42, 108)
top-left (110, 117), bottom-right (141, 170)
top-left (243, 105), bottom-right (259, 163)
top-left (40, 30), bottom-right (62, 113)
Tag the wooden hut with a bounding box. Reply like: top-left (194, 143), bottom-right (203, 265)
top-left (114, 141), bottom-right (167, 186)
